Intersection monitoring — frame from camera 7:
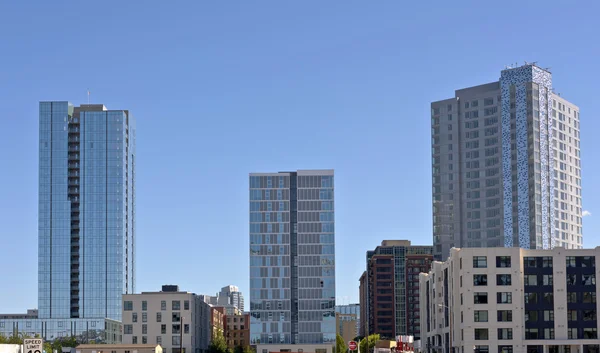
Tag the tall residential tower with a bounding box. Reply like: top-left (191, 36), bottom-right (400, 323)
top-left (0, 102), bottom-right (137, 340)
top-left (431, 64), bottom-right (582, 260)
top-left (249, 170), bottom-right (335, 353)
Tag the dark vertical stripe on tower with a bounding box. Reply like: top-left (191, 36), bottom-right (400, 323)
top-left (289, 172), bottom-right (298, 343)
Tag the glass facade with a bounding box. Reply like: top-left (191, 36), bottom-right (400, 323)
top-left (0, 318), bottom-right (122, 343)
top-left (38, 102), bottom-right (135, 322)
top-left (249, 170), bottom-right (335, 346)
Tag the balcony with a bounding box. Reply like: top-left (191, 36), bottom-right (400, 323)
top-left (68, 154), bottom-right (79, 161)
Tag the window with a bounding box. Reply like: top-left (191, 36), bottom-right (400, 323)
top-left (474, 292), bottom-right (488, 304)
top-left (497, 292), bottom-right (512, 304)
top-left (474, 310), bottom-right (488, 322)
top-left (524, 257), bottom-right (537, 267)
top-left (184, 324), bottom-right (190, 334)
top-left (496, 256), bottom-right (511, 268)
top-left (132, 336), bottom-right (138, 344)
top-left (184, 300), bottom-right (190, 310)
top-left (161, 324), bottom-right (166, 334)
top-left (142, 324), bottom-right (147, 334)
top-left (124, 325), bottom-right (133, 334)
top-left (474, 346), bottom-right (488, 353)
top-left (473, 274), bottom-right (487, 286)
top-left (172, 300), bottom-right (181, 310)
top-left (497, 274), bottom-right (511, 286)
top-left (583, 292), bottom-right (596, 303)
top-left (524, 274), bottom-right (538, 286)
top-left (123, 301), bottom-right (134, 312)
top-left (497, 328), bottom-right (512, 340)
top-left (132, 312), bottom-right (138, 322)
top-left (582, 256), bottom-right (595, 267)
top-left (497, 310), bottom-right (512, 322)
top-left (525, 311), bottom-right (538, 322)
top-left (525, 293), bottom-right (538, 304)
top-left (542, 257), bottom-right (553, 267)
top-left (543, 310), bottom-right (554, 322)
top-left (172, 312), bottom-right (181, 322)
top-left (582, 274), bottom-right (596, 286)
top-left (542, 275), bottom-right (553, 286)
top-left (142, 301), bottom-right (147, 311)
top-left (568, 328), bottom-right (577, 339)
top-left (474, 328), bottom-right (488, 340)
top-left (161, 300), bottom-right (166, 310)
top-left (544, 292), bottom-right (554, 305)
top-left (525, 328), bottom-right (539, 339)
top-left (566, 256), bottom-right (576, 267)
top-left (498, 346), bottom-right (513, 353)
top-left (484, 98), bottom-right (494, 106)
top-left (473, 256), bottom-right (487, 268)
top-left (157, 312), bottom-right (162, 322)
top-left (567, 310), bottom-right (577, 321)
top-left (583, 310), bottom-right (597, 321)
top-left (142, 312), bottom-right (147, 322)
top-left (157, 336), bottom-right (162, 345)
top-left (567, 293), bottom-right (577, 303)
top-left (172, 336), bottom-right (181, 345)
top-left (544, 328), bottom-right (555, 339)
top-left (583, 328), bottom-right (598, 339)
top-left (172, 324), bottom-right (181, 334)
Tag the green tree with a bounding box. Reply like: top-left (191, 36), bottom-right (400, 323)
top-left (0, 334), bottom-right (8, 344)
top-left (336, 334), bottom-right (347, 353)
top-left (208, 332), bottom-right (230, 353)
top-left (242, 346), bottom-right (254, 353)
top-left (44, 342), bottom-right (53, 353)
top-left (358, 334), bottom-right (379, 353)
top-left (233, 346), bottom-right (244, 353)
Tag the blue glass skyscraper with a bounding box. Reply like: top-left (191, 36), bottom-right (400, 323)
top-left (249, 170), bottom-right (335, 353)
top-left (38, 102), bottom-right (135, 321)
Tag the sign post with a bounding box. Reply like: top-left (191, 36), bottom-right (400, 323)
top-left (348, 341), bottom-right (358, 351)
top-left (24, 339), bottom-right (43, 353)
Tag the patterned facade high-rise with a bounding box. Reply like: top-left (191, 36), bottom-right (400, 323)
top-left (431, 64), bottom-right (582, 260)
top-left (249, 170), bottom-right (335, 352)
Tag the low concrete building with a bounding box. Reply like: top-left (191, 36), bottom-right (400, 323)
top-left (122, 285), bottom-right (211, 353)
top-left (76, 344), bottom-right (162, 353)
top-left (420, 247), bottom-right (600, 353)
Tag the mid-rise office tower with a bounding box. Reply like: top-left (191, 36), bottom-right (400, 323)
top-left (431, 64), bottom-right (582, 260)
top-left (39, 102), bottom-right (136, 321)
top-left (249, 170), bottom-right (335, 353)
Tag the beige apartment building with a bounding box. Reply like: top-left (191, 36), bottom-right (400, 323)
top-left (122, 285), bottom-right (212, 353)
top-left (420, 247), bottom-right (599, 353)
top-left (431, 64), bottom-right (583, 261)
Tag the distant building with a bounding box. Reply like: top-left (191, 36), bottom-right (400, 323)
top-left (335, 312), bottom-right (358, 344)
top-left (224, 312), bottom-right (250, 349)
top-left (211, 307), bottom-right (225, 342)
top-left (359, 273), bottom-right (368, 337)
top-left (361, 240), bottom-right (433, 340)
top-left (219, 286), bottom-right (244, 312)
top-left (122, 285), bottom-right (212, 353)
top-left (335, 304), bottom-right (360, 341)
top-left (420, 246), bottom-right (600, 353)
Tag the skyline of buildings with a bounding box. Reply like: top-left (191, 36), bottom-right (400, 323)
top-left (431, 64), bottom-right (583, 261)
top-left (249, 170), bottom-right (336, 353)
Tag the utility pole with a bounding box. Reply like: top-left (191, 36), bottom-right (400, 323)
top-left (180, 316), bottom-right (184, 353)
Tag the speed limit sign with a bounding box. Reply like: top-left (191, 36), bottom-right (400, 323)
top-left (24, 338), bottom-right (43, 353)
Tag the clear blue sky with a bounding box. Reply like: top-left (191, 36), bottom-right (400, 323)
top-left (0, 0), bottom-right (599, 312)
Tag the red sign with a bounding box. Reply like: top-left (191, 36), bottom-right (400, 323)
top-left (348, 341), bottom-right (358, 351)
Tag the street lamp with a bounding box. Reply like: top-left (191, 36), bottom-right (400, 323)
top-left (437, 304), bottom-right (453, 353)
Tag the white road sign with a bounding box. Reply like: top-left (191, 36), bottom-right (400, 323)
top-left (24, 338), bottom-right (43, 353)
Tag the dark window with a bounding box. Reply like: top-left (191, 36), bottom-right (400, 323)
top-left (497, 274), bottom-right (511, 286)
top-left (157, 312), bottom-right (162, 322)
top-left (172, 301), bottom-right (181, 310)
top-left (474, 274), bottom-right (488, 286)
top-left (474, 310), bottom-right (488, 322)
top-left (498, 346), bottom-right (513, 353)
top-left (124, 301), bottom-right (133, 311)
top-left (542, 257), bottom-right (553, 268)
top-left (497, 328), bottom-right (512, 340)
top-left (525, 293), bottom-right (538, 304)
top-left (142, 301), bottom-right (147, 311)
top-left (161, 324), bottom-right (166, 334)
top-left (132, 313), bottom-right (138, 322)
top-left (525, 311), bottom-right (538, 322)
top-left (497, 310), bottom-right (512, 322)
top-left (583, 310), bottom-right (597, 321)
top-left (474, 329), bottom-right (488, 340)
top-left (524, 257), bottom-right (536, 267)
top-left (184, 300), bottom-right (190, 310)
top-left (496, 256), bottom-right (511, 268)
top-left (161, 301), bottom-right (166, 310)
top-left (525, 328), bottom-right (539, 339)
top-left (474, 292), bottom-right (488, 304)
